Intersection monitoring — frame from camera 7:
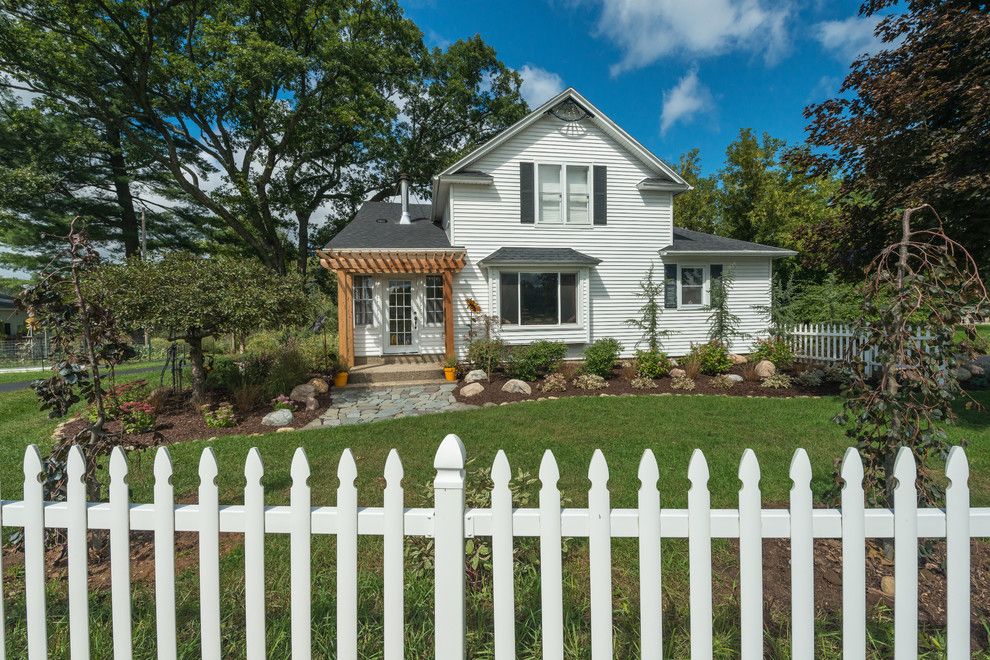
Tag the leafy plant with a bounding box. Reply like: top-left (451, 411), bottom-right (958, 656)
top-left (626, 264), bottom-right (671, 352)
top-left (202, 402), bottom-right (236, 429)
top-left (670, 375), bottom-right (696, 391)
top-left (688, 341), bottom-right (733, 376)
top-left (539, 373), bottom-right (568, 392)
top-left (760, 373), bottom-right (792, 389)
top-left (582, 338), bottom-right (622, 378)
top-left (739, 361), bottom-right (762, 382)
top-left (443, 354), bottom-right (458, 369)
top-left (705, 267), bottom-right (743, 347)
top-left (504, 340), bottom-right (567, 381)
top-left (572, 373), bottom-right (608, 390)
top-left (635, 349), bottom-right (673, 379)
top-left (750, 337), bottom-right (795, 370)
top-left (467, 338), bottom-right (506, 375)
top-left (795, 368), bottom-right (824, 388)
top-left (680, 354), bottom-right (702, 380)
top-left (630, 376), bottom-right (658, 390)
top-left (271, 395), bottom-right (295, 411)
top-left (119, 401), bottom-right (156, 434)
top-left (710, 375), bottom-right (736, 390)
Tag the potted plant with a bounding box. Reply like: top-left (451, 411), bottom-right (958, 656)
top-left (333, 358), bottom-right (349, 387)
top-left (443, 355), bottom-right (458, 381)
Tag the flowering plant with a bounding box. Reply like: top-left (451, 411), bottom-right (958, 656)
top-left (202, 402), bottom-right (236, 428)
top-left (271, 394), bottom-right (295, 411)
top-left (119, 401), bottom-right (156, 434)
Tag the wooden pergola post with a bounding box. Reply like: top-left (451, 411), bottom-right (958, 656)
top-left (336, 270), bottom-right (354, 368)
top-left (442, 270), bottom-right (455, 359)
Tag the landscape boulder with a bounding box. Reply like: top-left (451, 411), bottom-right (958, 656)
top-left (262, 408), bottom-right (293, 427)
top-left (729, 353), bottom-right (748, 365)
top-left (464, 369), bottom-right (488, 384)
top-left (290, 383), bottom-right (317, 403)
top-left (304, 396), bottom-right (320, 411)
top-left (953, 367), bottom-right (972, 382)
top-left (755, 360), bottom-right (776, 379)
top-left (308, 377), bottom-right (330, 394)
top-left (726, 374), bottom-right (744, 383)
top-left (501, 379), bottom-right (532, 395)
top-left (670, 368), bottom-right (686, 379)
top-left (460, 382), bottom-right (485, 397)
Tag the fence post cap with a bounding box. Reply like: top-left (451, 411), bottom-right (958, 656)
top-left (244, 447), bottom-right (263, 481)
top-left (789, 448), bottom-right (812, 485)
top-left (840, 447), bottom-right (864, 481)
top-left (588, 449), bottom-right (609, 482)
top-left (67, 444), bottom-right (85, 474)
top-left (637, 449), bottom-right (658, 483)
top-left (946, 445), bottom-right (969, 482)
top-left (688, 448), bottom-right (709, 483)
top-left (154, 446), bottom-right (174, 479)
top-left (893, 446), bottom-right (916, 481)
top-left (434, 434), bottom-right (466, 471)
top-left (539, 449), bottom-right (560, 482)
top-left (738, 448), bottom-right (760, 482)
top-left (492, 449), bottom-right (510, 483)
top-left (110, 445), bottom-right (129, 476)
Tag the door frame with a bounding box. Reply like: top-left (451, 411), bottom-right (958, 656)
top-left (383, 277), bottom-right (421, 354)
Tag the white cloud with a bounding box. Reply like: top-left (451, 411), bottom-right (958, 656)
top-left (660, 68), bottom-right (714, 135)
top-left (518, 64), bottom-right (565, 107)
top-left (592, 0), bottom-right (791, 76)
top-left (814, 15), bottom-right (885, 62)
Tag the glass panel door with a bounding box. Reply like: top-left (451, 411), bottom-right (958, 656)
top-left (386, 279), bottom-right (416, 350)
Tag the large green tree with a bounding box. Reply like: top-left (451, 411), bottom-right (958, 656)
top-left (802, 0), bottom-right (990, 275)
top-left (673, 148), bottom-right (721, 234)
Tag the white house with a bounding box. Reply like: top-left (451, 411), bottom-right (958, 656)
top-left (320, 89), bottom-right (795, 368)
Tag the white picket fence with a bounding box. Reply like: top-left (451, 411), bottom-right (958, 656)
top-left (787, 323), bottom-right (933, 375)
top-left (1, 436), bottom-right (986, 659)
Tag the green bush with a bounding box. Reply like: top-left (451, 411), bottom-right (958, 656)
top-left (206, 355), bottom-right (241, 391)
top-left (504, 340), bottom-right (567, 381)
top-left (202, 402), bottom-right (236, 428)
top-left (635, 349), bottom-right (673, 378)
top-left (750, 337), bottom-right (795, 370)
top-left (688, 341), bottom-right (732, 376)
top-left (468, 338), bottom-right (507, 374)
top-left (582, 338), bottom-right (622, 378)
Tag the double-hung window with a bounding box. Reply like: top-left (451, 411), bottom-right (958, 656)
top-left (537, 164), bottom-right (591, 224)
top-left (425, 275), bottom-right (444, 325)
top-left (499, 272), bottom-right (578, 325)
top-left (353, 276), bottom-right (374, 326)
top-left (680, 267), bottom-right (704, 306)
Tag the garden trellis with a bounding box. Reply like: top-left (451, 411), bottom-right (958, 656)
top-left (1, 436), bottom-right (986, 659)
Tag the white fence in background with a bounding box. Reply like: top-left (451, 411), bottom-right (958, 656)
top-left (786, 323), bottom-right (933, 375)
top-left (1, 437), bottom-right (986, 659)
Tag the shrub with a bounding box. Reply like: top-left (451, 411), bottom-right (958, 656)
top-left (264, 344), bottom-right (311, 397)
top-left (539, 373), bottom-right (568, 392)
top-left (467, 338), bottom-right (506, 375)
top-left (750, 337), bottom-right (795, 370)
top-left (505, 340), bottom-right (567, 381)
top-left (710, 375), bottom-right (736, 390)
top-left (206, 356), bottom-right (241, 391)
top-left (688, 341), bottom-right (733, 375)
top-left (119, 401), bottom-right (156, 434)
top-left (635, 349), bottom-right (672, 379)
top-left (823, 364), bottom-right (848, 384)
top-left (572, 373), bottom-right (609, 390)
top-left (231, 381), bottom-right (266, 412)
top-left (795, 368), bottom-right (824, 388)
top-left (271, 394), bottom-right (295, 411)
top-left (631, 375), bottom-right (658, 389)
top-left (582, 338), bottom-right (622, 378)
top-left (202, 402), bottom-right (236, 428)
top-left (761, 373), bottom-right (793, 389)
top-left (670, 375), bottom-right (696, 391)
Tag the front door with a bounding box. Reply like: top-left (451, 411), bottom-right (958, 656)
top-left (385, 279), bottom-right (418, 353)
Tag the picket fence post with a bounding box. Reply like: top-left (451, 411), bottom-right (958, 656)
top-left (434, 434), bottom-right (466, 660)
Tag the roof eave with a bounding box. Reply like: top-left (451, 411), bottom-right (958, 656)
top-left (637, 180), bottom-right (692, 193)
top-left (658, 249), bottom-right (798, 258)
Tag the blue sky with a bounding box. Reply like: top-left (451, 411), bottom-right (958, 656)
top-left (401, 0), bottom-right (887, 175)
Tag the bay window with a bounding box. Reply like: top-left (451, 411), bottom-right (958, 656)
top-left (500, 271), bottom-right (578, 325)
top-left (537, 164), bottom-right (592, 224)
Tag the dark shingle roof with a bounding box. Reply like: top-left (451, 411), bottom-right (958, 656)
top-left (327, 202), bottom-right (451, 250)
top-left (661, 228), bottom-right (797, 255)
top-left (477, 247), bottom-right (602, 266)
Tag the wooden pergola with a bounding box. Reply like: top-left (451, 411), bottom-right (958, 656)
top-left (317, 249), bottom-right (467, 368)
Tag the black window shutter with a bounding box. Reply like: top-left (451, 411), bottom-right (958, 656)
top-left (519, 162), bottom-right (535, 224)
top-left (593, 165), bottom-right (607, 225)
top-left (710, 264), bottom-right (723, 280)
top-left (664, 264), bottom-right (678, 309)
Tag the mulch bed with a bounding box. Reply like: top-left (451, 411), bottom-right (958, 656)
top-left (57, 388), bottom-right (333, 449)
top-left (454, 363), bottom-right (840, 406)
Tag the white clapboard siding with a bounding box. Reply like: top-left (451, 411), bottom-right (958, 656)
top-left (1, 440), bottom-right (989, 658)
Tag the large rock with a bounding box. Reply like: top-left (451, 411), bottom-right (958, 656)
top-left (464, 369), bottom-right (488, 384)
top-left (670, 368), bottom-right (686, 379)
top-left (290, 383), bottom-right (317, 403)
top-left (460, 382), bottom-right (485, 397)
top-left (729, 353), bottom-right (748, 365)
top-left (304, 396), bottom-right (319, 411)
top-left (308, 377), bottom-right (329, 395)
top-left (755, 360), bottom-right (776, 379)
top-left (262, 408), bottom-right (293, 427)
top-left (501, 379), bottom-right (532, 395)
top-left (969, 363), bottom-right (985, 377)
top-left (726, 374), bottom-right (744, 383)
top-left (953, 367), bottom-right (972, 382)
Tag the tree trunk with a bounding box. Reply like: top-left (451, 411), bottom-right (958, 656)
top-left (105, 126), bottom-right (141, 258)
top-left (297, 210), bottom-right (309, 278)
top-left (187, 335), bottom-right (207, 403)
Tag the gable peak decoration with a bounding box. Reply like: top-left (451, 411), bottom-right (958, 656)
top-left (548, 98), bottom-right (593, 123)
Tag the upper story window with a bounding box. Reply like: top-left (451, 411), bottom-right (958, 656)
top-left (353, 276), bottom-right (374, 326)
top-left (538, 164), bottom-right (591, 225)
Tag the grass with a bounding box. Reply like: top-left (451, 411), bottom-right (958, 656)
top-left (1, 387), bottom-right (988, 657)
top-left (0, 359), bottom-right (166, 385)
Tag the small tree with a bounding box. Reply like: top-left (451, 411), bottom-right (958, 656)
top-left (626, 264), bottom-right (671, 352)
top-left (705, 267), bottom-right (743, 348)
top-left (93, 253), bottom-right (310, 402)
top-left (835, 205), bottom-right (987, 507)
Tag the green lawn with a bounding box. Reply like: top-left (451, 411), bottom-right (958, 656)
top-left (1, 387), bottom-right (988, 657)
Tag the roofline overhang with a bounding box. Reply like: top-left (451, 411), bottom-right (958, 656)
top-left (658, 249), bottom-right (798, 258)
top-left (478, 259), bottom-right (600, 268)
top-left (320, 247), bottom-right (464, 256)
top-left (637, 179), bottom-right (693, 194)
top-left (437, 172), bottom-right (494, 185)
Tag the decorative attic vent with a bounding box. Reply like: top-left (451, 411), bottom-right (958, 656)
top-left (548, 98), bottom-right (592, 123)
top-left (376, 218), bottom-right (388, 224)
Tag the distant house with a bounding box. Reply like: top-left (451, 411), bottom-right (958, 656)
top-left (320, 88), bottom-right (795, 367)
top-left (0, 294), bottom-right (28, 338)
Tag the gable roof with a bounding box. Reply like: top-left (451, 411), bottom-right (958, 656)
top-left (660, 228), bottom-right (797, 257)
top-left (326, 202), bottom-right (453, 250)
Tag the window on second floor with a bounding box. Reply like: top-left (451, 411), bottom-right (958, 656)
top-left (538, 164), bottom-right (591, 225)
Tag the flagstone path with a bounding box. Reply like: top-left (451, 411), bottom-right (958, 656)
top-left (304, 382), bottom-right (476, 428)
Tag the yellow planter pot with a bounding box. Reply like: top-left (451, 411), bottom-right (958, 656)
top-left (334, 372), bottom-right (349, 387)
top-left (443, 367), bottom-right (457, 381)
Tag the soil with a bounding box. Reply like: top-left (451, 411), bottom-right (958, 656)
top-left (454, 362), bottom-right (840, 406)
top-left (57, 385), bottom-right (333, 449)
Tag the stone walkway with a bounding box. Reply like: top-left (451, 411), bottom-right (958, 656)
top-left (304, 383), bottom-right (477, 428)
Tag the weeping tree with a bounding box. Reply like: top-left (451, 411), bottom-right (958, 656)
top-left (835, 205), bottom-right (988, 506)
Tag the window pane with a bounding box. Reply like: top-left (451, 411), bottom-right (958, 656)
top-left (560, 273), bottom-right (577, 323)
top-left (681, 267), bottom-right (703, 287)
top-left (566, 166), bottom-right (590, 224)
top-left (353, 276), bottom-right (374, 326)
top-left (500, 272), bottom-right (518, 324)
top-left (681, 267), bottom-right (703, 306)
top-left (425, 275), bottom-right (443, 325)
top-left (520, 272), bottom-right (559, 325)
top-left (539, 164), bottom-right (561, 223)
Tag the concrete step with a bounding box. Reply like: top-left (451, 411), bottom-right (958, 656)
top-left (354, 354), bottom-right (442, 366)
top-left (347, 361), bottom-right (446, 385)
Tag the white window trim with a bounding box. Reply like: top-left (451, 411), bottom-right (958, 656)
top-left (678, 264), bottom-right (708, 309)
top-left (424, 275), bottom-right (444, 327)
top-left (534, 161), bottom-right (594, 226)
top-left (353, 275), bottom-right (376, 327)
top-left (496, 267), bottom-right (583, 329)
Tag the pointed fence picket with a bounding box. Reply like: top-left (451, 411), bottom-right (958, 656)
top-left (0, 440), bottom-right (987, 659)
top-left (786, 323), bottom-right (933, 376)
